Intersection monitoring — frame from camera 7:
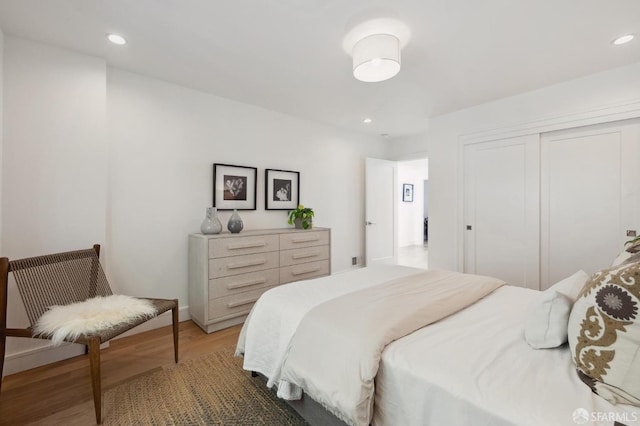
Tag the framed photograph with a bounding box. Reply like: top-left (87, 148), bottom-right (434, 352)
top-left (213, 163), bottom-right (257, 210)
top-left (402, 183), bottom-right (414, 202)
top-left (265, 169), bottom-right (300, 210)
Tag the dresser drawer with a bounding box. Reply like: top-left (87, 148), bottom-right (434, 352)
top-left (208, 285), bottom-right (277, 321)
top-left (209, 251), bottom-right (279, 278)
top-left (280, 245), bottom-right (329, 267)
top-left (209, 234), bottom-right (279, 258)
top-left (280, 230), bottom-right (329, 250)
top-left (280, 260), bottom-right (330, 284)
top-left (209, 268), bottom-right (280, 299)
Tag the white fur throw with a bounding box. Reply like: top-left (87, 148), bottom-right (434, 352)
top-left (33, 295), bottom-right (157, 345)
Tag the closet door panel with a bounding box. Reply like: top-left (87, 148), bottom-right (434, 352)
top-left (463, 135), bottom-right (540, 289)
top-left (540, 120), bottom-right (640, 289)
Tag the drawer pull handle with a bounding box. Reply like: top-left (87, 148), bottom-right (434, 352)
top-left (227, 278), bottom-right (266, 290)
top-left (227, 242), bottom-right (266, 250)
top-left (292, 252), bottom-right (320, 260)
top-left (228, 259), bottom-right (267, 269)
top-left (227, 297), bottom-right (259, 308)
top-left (222, 309), bottom-right (252, 320)
top-left (291, 266), bottom-right (321, 276)
top-left (292, 236), bottom-right (320, 243)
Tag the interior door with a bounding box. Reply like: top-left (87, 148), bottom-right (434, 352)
top-left (540, 119), bottom-right (640, 289)
top-left (365, 157), bottom-right (397, 265)
top-left (463, 135), bottom-right (540, 289)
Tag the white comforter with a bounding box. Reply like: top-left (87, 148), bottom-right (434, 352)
top-left (375, 285), bottom-right (640, 426)
top-left (237, 265), bottom-right (640, 425)
top-left (236, 264), bottom-right (424, 395)
top-left (279, 269), bottom-right (504, 426)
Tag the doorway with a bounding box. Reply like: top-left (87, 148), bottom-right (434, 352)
top-left (397, 158), bottom-right (429, 269)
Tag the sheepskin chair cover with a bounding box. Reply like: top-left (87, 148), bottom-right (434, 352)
top-left (33, 295), bottom-right (157, 345)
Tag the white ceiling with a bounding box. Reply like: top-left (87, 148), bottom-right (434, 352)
top-left (0, 0), bottom-right (639, 139)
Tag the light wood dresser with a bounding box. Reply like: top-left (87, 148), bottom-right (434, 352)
top-left (188, 227), bottom-right (331, 333)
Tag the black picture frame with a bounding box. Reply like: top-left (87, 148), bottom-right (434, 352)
top-left (402, 183), bottom-right (414, 202)
top-left (265, 169), bottom-right (300, 210)
top-left (213, 163), bottom-right (257, 210)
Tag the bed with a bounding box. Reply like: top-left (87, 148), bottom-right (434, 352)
top-left (236, 264), bottom-right (640, 426)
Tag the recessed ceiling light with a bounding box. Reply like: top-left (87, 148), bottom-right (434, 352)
top-left (363, 118), bottom-right (372, 124)
top-left (612, 34), bottom-right (635, 45)
top-left (107, 34), bottom-right (127, 45)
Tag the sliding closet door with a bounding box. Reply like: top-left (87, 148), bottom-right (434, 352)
top-left (540, 120), bottom-right (640, 289)
top-left (463, 135), bottom-right (540, 289)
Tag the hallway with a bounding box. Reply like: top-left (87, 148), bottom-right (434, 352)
top-left (397, 244), bottom-right (429, 269)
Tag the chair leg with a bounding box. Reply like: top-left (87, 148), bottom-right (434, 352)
top-left (0, 257), bottom-right (9, 394)
top-left (172, 299), bottom-right (179, 363)
top-left (0, 332), bottom-right (6, 394)
top-left (87, 337), bottom-right (102, 424)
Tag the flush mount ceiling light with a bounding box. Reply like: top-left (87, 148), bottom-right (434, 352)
top-left (353, 34), bottom-right (400, 82)
top-left (612, 34), bottom-right (635, 45)
top-left (107, 33), bottom-right (127, 45)
top-left (363, 117), bottom-right (373, 124)
top-left (343, 17), bottom-right (410, 83)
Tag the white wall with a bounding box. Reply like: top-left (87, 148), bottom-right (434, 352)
top-left (390, 62), bottom-right (640, 271)
top-left (2, 37), bottom-right (107, 373)
top-left (0, 35), bottom-right (389, 374)
top-left (107, 68), bottom-right (387, 301)
top-left (397, 159), bottom-right (427, 247)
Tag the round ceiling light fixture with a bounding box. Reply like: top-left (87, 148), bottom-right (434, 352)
top-left (107, 33), bottom-right (127, 45)
top-left (353, 34), bottom-right (400, 83)
top-left (343, 17), bottom-right (410, 83)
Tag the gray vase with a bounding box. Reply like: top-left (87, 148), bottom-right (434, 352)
top-left (201, 207), bottom-right (222, 234)
top-left (227, 209), bottom-right (244, 233)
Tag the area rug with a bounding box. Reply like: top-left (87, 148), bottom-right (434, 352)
top-left (101, 345), bottom-right (308, 425)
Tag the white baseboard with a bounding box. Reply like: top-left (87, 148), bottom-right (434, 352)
top-left (2, 306), bottom-right (191, 378)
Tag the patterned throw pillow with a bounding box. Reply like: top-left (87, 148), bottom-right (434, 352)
top-left (567, 261), bottom-right (640, 406)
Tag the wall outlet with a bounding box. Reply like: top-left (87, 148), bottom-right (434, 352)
top-left (351, 256), bottom-right (357, 265)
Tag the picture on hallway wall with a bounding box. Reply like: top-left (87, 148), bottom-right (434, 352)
top-left (265, 169), bottom-right (300, 210)
top-left (403, 183), bottom-right (414, 202)
top-left (213, 163), bottom-right (257, 210)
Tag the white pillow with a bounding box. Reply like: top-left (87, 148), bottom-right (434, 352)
top-left (524, 270), bottom-right (590, 349)
top-left (547, 270), bottom-right (589, 301)
top-left (524, 290), bottom-right (573, 349)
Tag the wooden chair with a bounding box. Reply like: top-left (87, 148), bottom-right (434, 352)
top-left (0, 244), bottom-right (179, 424)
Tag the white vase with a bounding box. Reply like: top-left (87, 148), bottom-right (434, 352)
top-left (201, 207), bottom-right (222, 234)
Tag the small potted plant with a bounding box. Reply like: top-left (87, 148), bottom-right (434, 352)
top-left (288, 204), bottom-right (314, 229)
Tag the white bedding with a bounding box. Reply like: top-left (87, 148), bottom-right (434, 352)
top-left (375, 285), bottom-right (640, 426)
top-left (279, 269), bottom-right (504, 426)
top-left (236, 264), bottom-right (424, 395)
top-left (237, 265), bottom-right (640, 426)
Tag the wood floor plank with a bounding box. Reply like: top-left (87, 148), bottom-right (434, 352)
top-left (0, 321), bottom-right (242, 425)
